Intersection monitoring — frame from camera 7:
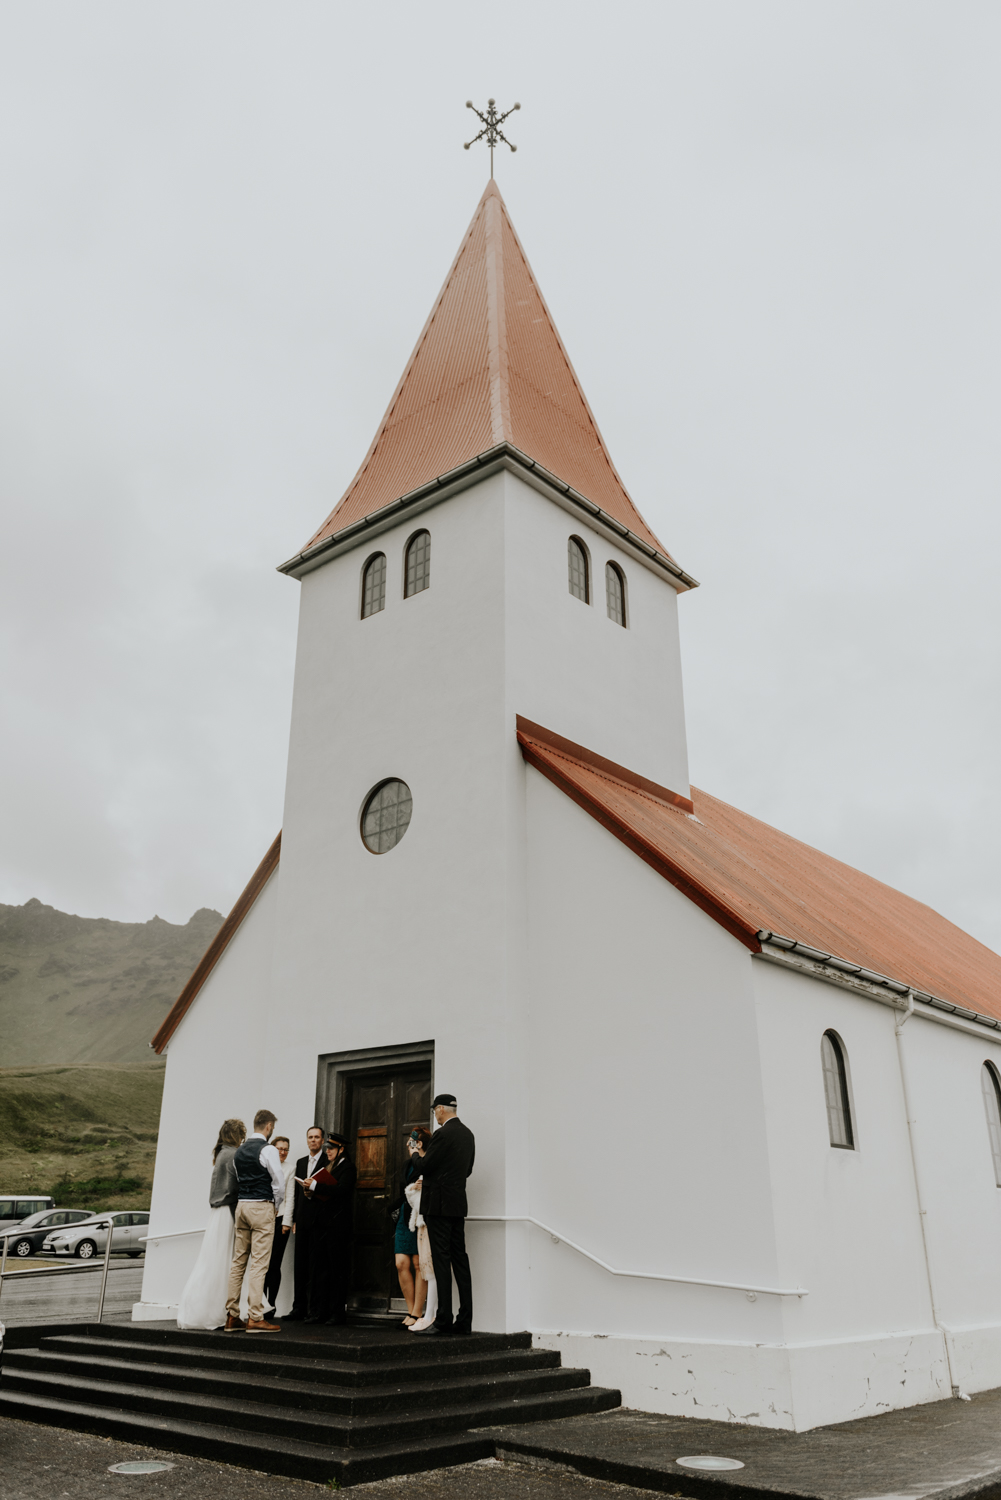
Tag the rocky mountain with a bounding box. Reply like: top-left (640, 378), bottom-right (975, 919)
top-left (0, 899), bottom-right (223, 1065)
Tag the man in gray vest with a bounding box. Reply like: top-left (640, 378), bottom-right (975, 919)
top-left (224, 1108), bottom-right (285, 1333)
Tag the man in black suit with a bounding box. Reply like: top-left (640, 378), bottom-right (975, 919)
top-left (413, 1092), bottom-right (475, 1336)
top-left (304, 1133), bottom-right (357, 1325)
top-left (282, 1125), bottom-right (325, 1321)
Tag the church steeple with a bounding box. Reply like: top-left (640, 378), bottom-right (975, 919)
top-left (303, 180), bottom-right (670, 558)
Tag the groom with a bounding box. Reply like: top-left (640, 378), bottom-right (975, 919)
top-left (224, 1108), bottom-right (285, 1333)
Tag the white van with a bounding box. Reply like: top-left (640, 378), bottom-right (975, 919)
top-left (0, 1195), bottom-right (55, 1234)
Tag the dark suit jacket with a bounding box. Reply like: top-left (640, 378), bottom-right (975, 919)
top-left (310, 1152), bottom-right (357, 1237)
top-left (419, 1117), bottom-right (475, 1218)
top-left (291, 1153), bottom-right (324, 1230)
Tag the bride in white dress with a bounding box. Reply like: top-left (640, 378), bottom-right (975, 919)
top-left (176, 1118), bottom-right (245, 1331)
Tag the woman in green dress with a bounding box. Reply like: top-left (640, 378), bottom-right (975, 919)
top-left (394, 1129), bottom-right (429, 1326)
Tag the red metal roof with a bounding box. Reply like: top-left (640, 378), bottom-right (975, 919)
top-left (305, 180), bottom-right (668, 556)
top-left (518, 718), bottom-right (1001, 1022)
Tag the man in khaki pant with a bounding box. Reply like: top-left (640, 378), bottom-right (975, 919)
top-left (224, 1108), bottom-right (285, 1333)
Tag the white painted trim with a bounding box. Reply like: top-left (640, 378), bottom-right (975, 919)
top-left (466, 1215), bottom-right (807, 1297)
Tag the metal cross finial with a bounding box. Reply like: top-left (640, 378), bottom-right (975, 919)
top-left (464, 98), bottom-right (520, 178)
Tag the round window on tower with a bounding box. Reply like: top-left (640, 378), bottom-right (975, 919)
top-left (360, 779), bottom-right (413, 855)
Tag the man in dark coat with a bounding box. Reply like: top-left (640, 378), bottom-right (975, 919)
top-left (413, 1093), bottom-right (475, 1336)
top-left (302, 1133), bottom-right (357, 1326)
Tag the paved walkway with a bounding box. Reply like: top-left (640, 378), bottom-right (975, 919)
top-left (0, 1419), bottom-right (661, 1499)
top-left (490, 1391), bottom-right (1001, 1500)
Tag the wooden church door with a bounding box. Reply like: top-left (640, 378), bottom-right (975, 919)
top-left (344, 1064), bottom-right (432, 1311)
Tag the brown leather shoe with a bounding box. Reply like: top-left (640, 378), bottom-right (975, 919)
top-left (223, 1315), bottom-right (246, 1333)
top-left (246, 1318), bottom-right (280, 1333)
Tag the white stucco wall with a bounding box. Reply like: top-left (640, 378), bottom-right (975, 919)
top-left (260, 468), bottom-right (692, 1333)
top-left (136, 870), bottom-right (282, 1318)
top-left (520, 769), bottom-right (781, 1336)
top-left (499, 474), bottom-right (690, 794)
top-left (518, 768), bottom-right (802, 1423)
top-left (516, 773), bottom-right (1001, 1429)
top-left (896, 1011), bottom-right (1001, 1394)
top-left (268, 469), bottom-right (513, 1330)
top-left (751, 959), bottom-right (949, 1427)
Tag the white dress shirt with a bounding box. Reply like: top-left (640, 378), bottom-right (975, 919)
top-left (238, 1133), bottom-right (285, 1211)
top-left (277, 1156), bottom-right (294, 1225)
top-left (282, 1149), bottom-right (322, 1228)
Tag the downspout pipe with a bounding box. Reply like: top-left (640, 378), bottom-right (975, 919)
top-left (895, 991), bottom-right (969, 1400)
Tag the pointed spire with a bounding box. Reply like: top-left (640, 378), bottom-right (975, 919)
top-left (305, 181), bottom-right (669, 557)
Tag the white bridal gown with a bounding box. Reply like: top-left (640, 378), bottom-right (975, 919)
top-left (176, 1205), bottom-right (235, 1330)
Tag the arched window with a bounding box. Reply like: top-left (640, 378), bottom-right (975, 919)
top-left (821, 1031), bottom-right (854, 1149)
top-left (361, 553), bottom-right (387, 618)
top-left (568, 537), bottom-right (589, 602)
top-left (982, 1063), bottom-right (1001, 1186)
top-left (405, 530), bottom-right (431, 597)
top-left (605, 562), bottom-right (626, 626)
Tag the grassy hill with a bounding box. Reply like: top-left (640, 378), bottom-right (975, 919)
top-left (0, 1062), bottom-right (166, 1209)
top-left (0, 898), bottom-right (222, 1066)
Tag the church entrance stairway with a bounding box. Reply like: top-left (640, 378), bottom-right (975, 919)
top-left (0, 1322), bottom-right (621, 1485)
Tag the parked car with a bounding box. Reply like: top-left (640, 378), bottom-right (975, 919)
top-left (0, 1195), bottom-right (54, 1232)
top-left (43, 1211), bottom-right (150, 1260)
top-left (2, 1209), bottom-right (94, 1259)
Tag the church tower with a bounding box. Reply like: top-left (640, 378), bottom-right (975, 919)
top-left (265, 181), bottom-right (697, 1326)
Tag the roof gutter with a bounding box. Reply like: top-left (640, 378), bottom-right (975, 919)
top-left (756, 931), bottom-right (1001, 1041)
top-left (276, 443), bottom-right (699, 593)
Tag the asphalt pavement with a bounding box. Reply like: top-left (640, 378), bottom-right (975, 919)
top-left (492, 1393), bottom-right (1001, 1500)
top-left (0, 1419), bottom-right (663, 1500)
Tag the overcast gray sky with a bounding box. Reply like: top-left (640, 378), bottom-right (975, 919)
top-left (2, 2), bottom-right (999, 956)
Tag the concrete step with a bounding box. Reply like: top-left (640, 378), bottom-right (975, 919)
top-left (6, 1345), bottom-right (587, 1416)
top-left (0, 1322), bottom-right (621, 1483)
top-left (81, 1320), bottom-right (534, 1364)
top-left (34, 1330), bottom-right (560, 1388)
top-left (0, 1363), bottom-right (617, 1449)
top-left (0, 1387), bottom-right (496, 1486)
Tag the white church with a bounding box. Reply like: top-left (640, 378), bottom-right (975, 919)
top-left (138, 179), bottom-right (1001, 1434)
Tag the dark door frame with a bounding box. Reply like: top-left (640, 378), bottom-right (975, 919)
top-left (315, 1040), bottom-right (435, 1136)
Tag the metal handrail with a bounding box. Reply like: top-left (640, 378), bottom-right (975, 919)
top-left (138, 1227), bottom-right (204, 1244)
top-left (0, 1261), bottom-right (116, 1280)
top-left (131, 1215), bottom-right (809, 1299)
top-left (0, 1219), bottom-right (118, 1322)
top-left (466, 1215), bottom-right (809, 1298)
